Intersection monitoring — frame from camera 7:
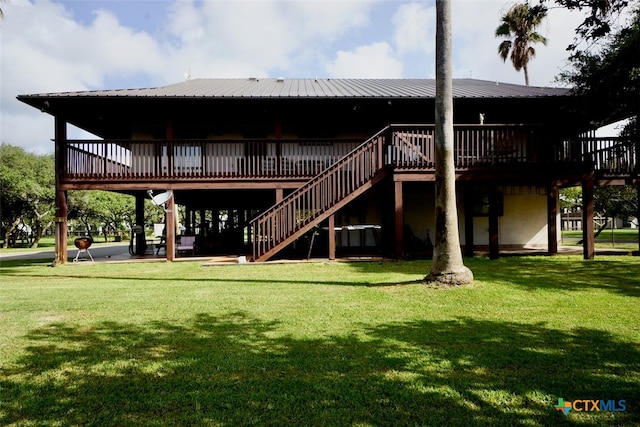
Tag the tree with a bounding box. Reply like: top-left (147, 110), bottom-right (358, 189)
top-left (68, 190), bottom-right (163, 241)
top-left (0, 144), bottom-right (55, 248)
top-left (559, 4), bottom-right (639, 134)
top-left (596, 185), bottom-right (638, 221)
top-left (546, 0), bottom-right (630, 51)
top-left (90, 191), bottom-right (135, 242)
top-left (560, 185), bottom-right (637, 239)
top-left (496, 2), bottom-right (548, 86)
top-left (27, 151), bottom-right (55, 247)
top-left (68, 191), bottom-right (101, 238)
top-left (426, 0), bottom-right (473, 286)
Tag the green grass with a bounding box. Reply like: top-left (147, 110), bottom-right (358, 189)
top-left (562, 228), bottom-right (638, 240)
top-left (562, 228), bottom-right (638, 251)
top-left (1, 256), bottom-right (639, 426)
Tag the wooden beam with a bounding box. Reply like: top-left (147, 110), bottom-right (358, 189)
top-left (54, 190), bottom-right (68, 265)
top-left (166, 190), bottom-right (176, 261)
top-left (54, 116), bottom-right (68, 265)
top-left (328, 214), bottom-right (335, 260)
top-left (582, 173), bottom-right (595, 260)
top-left (200, 209), bottom-right (206, 237)
top-left (394, 180), bottom-right (404, 260)
top-left (547, 182), bottom-right (558, 255)
top-left (135, 193), bottom-right (146, 255)
top-left (60, 180), bottom-right (309, 191)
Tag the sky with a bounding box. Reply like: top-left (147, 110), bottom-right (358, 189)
top-left (0, 0), bottom-right (623, 154)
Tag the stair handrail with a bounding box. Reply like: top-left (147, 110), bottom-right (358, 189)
top-left (251, 125), bottom-right (391, 261)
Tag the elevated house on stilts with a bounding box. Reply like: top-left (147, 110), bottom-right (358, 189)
top-left (18, 78), bottom-right (638, 263)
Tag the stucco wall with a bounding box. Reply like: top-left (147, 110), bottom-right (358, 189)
top-left (401, 183), bottom-right (560, 248)
top-left (499, 190), bottom-right (554, 247)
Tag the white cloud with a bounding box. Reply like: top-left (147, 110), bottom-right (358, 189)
top-left (392, 1), bottom-right (435, 56)
top-left (1, 0), bottom-right (605, 153)
top-left (1, 112), bottom-right (54, 155)
top-left (161, 0), bottom-right (374, 80)
top-left (451, 1), bottom-right (584, 86)
top-left (1, 0), bottom-right (164, 150)
top-left (326, 42), bottom-right (404, 78)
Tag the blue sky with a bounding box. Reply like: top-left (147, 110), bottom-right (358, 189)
top-left (0, 0), bottom-right (622, 153)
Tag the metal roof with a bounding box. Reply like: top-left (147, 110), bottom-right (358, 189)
top-left (18, 78), bottom-right (570, 100)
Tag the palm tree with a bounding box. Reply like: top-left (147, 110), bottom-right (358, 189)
top-left (425, 0), bottom-right (473, 286)
top-left (496, 2), bottom-right (548, 86)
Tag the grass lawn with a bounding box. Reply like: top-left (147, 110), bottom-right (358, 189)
top-left (1, 256), bottom-right (639, 426)
top-left (562, 229), bottom-right (639, 251)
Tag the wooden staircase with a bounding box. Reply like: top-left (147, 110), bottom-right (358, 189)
top-left (250, 124), bottom-right (636, 262)
top-left (250, 127), bottom-right (390, 262)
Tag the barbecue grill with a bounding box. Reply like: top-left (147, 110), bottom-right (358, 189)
top-left (73, 236), bottom-right (94, 262)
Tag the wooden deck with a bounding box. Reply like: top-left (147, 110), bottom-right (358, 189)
top-left (58, 125), bottom-right (636, 190)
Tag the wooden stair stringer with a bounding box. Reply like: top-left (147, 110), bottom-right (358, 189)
top-left (253, 169), bottom-right (389, 262)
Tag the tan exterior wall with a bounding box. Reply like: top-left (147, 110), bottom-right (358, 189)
top-left (499, 190), bottom-right (553, 248)
top-left (401, 184), bottom-right (560, 248)
top-left (403, 183), bottom-right (436, 243)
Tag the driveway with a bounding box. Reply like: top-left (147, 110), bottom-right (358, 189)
top-left (0, 242), bottom-right (134, 263)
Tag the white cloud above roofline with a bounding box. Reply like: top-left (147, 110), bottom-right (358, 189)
top-left (1, 0), bottom-right (622, 153)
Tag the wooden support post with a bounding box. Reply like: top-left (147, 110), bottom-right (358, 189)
top-left (185, 208), bottom-right (191, 235)
top-left (53, 116), bottom-right (68, 265)
top-left (166, 190), bottom-right (176, 261)
top-left (582, 174), bottom-right (595, 260)
top-left (637, 183), bottom-right (640, 255)
top-left (213, 209), bottom-right (220, 237)
top-left (135, 193), bottom-right (146, 255)
top-left (464, 186), bottom-right (474, 257)
top-left (239, 209), bottom-right (247, 250)
top-left (54, 190), bottom-right (68, 265)
top-left (275, 188), bottom-right (284, 203)
top-left (328, 214), bottom-right (336, 260)
top-left (200, 209), bottom-right (206, 237)
top-left (488, 185), bottom-right (500, 260)
top-left (547, 182), bottom-right (558, 255)
top-left (394, 180), bottom-right (404, 260)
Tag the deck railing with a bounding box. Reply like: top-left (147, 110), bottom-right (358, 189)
top-left (61, 126), bottom-right (636, 182)
top-left (561, 137), bottom-right (637, 175)
top-left (385, 124), bottom-right (537, 169)
top-left (251, 128), bottom-right (387, 261)
top-left (64, 139), bottom-right (361, 180)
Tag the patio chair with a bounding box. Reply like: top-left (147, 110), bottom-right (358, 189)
top-left (176, 235), bottom-right (196, 256)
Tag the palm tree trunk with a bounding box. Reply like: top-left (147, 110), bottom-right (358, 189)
top-left (524, 64), bottom-right (530, 86)
top-left (426, 0), bottom-right (473, 285)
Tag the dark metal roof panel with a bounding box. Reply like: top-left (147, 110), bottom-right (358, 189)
top-left (17, 78), bottom-right (569, 100)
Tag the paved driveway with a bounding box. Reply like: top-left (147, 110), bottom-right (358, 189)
top-left (0, 242), bottom-right (133, 263)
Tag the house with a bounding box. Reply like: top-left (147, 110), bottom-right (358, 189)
top-left (17, 78), bottom-right (637, 263)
